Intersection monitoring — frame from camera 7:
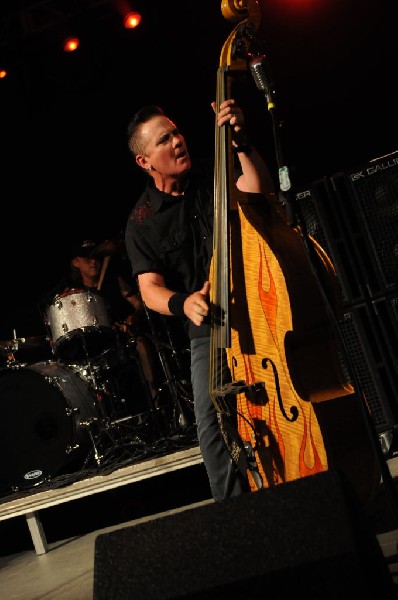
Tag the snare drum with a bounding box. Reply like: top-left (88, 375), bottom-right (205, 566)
top-left (45, 289), bottom-right (115, 362)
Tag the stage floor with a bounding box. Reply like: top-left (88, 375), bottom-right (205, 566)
top-left (1, 451), bottom-right (398, 598)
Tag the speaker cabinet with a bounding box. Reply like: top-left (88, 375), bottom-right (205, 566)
top-left (295, 155), bottom-right (398, 433)
top-left (93, 471), bottom-right (394, 599)
top-left (337, 303), bottom-right (398, 432)
top-left (331, 151), bottom-right (398, 297)
top-left (296, 150), bottom-right (398, 303)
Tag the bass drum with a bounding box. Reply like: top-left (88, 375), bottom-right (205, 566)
top-left (0, 361), bottom-right (100, 492)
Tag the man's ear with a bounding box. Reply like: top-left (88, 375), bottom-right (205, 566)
top-left (136, 154), bottom-right (150, 170)
top-left (71, 257), bottom-right (79, 268)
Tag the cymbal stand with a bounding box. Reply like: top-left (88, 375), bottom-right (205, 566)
top-left (142, 303), bottom-right (195, 438)
top-left (3, 330), bottom-right (20, 368)
top-left (120, 336), bottom-right (165, 442)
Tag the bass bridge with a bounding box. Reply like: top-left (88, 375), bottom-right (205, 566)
top-left (213, 380), bottom-right (265, 397)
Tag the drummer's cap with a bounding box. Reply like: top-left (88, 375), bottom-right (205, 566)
top-left (71, 239), bottom-right (98, 258)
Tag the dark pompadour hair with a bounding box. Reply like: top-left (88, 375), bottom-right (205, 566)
top-left (126, 105), bottom-right (165, 156)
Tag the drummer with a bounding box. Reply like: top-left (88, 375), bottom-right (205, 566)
top-left (42, 240), bottom-right (136, 328)
top-left (41, 238), bottom-right (159, 402)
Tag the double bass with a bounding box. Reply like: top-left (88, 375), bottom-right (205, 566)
top-left (209, 0), bottom-right (355, 492)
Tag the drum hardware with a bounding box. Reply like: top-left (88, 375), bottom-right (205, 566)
top-left (64, 357), bottom-right (123, 424)
top-left (80, 419), bottom-right (104, 465)
top-left (0, 337), bottom-right (19, 355)
top-left (117, 338), bottom-right (170, 442)
top-left (110, 414), bottom-right (135, 425)
top-left (104, 341), bottom-right (156, 411)
top-left (65, 443), bottom-right (81, 454)
top-left (95, 388), bottom-right (120, 424)
top-left (95, 343), bottom-right (168, 451)
top-left (2, 352), bottom-right (21, 369)
top-left (65, 405), bottom-right (80, 417)
top-left (142, 304), bottom-right (195, 439)
top-left (107, 414), bottom-right (153, 448)
top-left (78, 358), bottom-right (129, 423)
top-left (0, 332), bottom-right (52, 367)
top-left (87, 340), bottom-right (165, 450)
top-left (78, 361), bottom-right (104, 391)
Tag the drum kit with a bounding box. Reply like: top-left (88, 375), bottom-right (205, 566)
top-left (0, 288), bottom-right (195, 495)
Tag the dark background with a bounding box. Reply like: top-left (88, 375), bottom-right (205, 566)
top-left (0, 0), bottom-right (396, 340)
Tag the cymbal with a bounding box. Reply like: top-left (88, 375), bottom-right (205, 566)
top-left (90, 239), bottom-right (126, 258)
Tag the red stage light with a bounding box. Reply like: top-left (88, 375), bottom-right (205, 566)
top-left (124, 12), bottom-right (142, 29)
top-left (63, 37), bottom-right (80, 53)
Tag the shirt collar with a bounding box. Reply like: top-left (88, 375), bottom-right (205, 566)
top-left (147, 179), bottom-right (189, 213)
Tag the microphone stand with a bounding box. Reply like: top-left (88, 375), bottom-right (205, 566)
top-left (249, 54), bottom-right (295, 227)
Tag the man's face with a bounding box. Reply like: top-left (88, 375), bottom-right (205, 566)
top-left (73, 256), bottom-right (101, 279)
top-left (137, 115), bottom-right (191, 177)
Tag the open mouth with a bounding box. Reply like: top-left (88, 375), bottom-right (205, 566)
top-left (176, 153), bottom-right (189, 165)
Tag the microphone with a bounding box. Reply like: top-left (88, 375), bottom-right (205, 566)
top-left (249, 55), bottom-right (275, 107)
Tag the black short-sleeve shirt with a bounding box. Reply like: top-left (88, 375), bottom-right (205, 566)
top-left (125, 162), bottom-right (214, 338)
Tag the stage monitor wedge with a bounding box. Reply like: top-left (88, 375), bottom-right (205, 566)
top-left (93, 470), bottom-right (394, 599)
